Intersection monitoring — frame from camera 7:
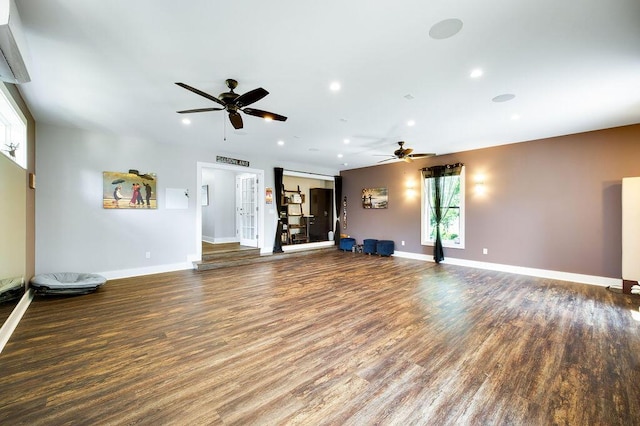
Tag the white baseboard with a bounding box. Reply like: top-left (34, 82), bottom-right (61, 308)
top-left (203, 236), bottom-right (238, 244)
top-left (282, 241), bottom-right (335, 253)
top-left (392, 251), bottom-right (622, 288)
top-left (0, 289), bottom-right (34, 353)
top-left (97, 261), bottom-right (195, 280)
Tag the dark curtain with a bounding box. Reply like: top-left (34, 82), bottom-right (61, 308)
top-left (273, 167), bottom-right (284, 253)
top-left (334, 175), bottom-right (342, 245)
top-left (422, 163), bottom-right (463, 263)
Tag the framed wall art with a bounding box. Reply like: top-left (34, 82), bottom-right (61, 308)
top-left (362, 187), bottom-right (388, 209)
top-left (103, 171), bottom-right (157, 209)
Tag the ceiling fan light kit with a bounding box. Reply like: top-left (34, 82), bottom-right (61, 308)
top-left (175, 78), bottom-right (287, 130)
top-left (378, 141), bottom-right (436, 163)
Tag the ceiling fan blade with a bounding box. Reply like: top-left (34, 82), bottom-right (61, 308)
top-left (229, 112), bottom-right (243, 129)
top-left (403, 148), bottom-right (414, 156)
top-left (377, 157), bottom-right (396, 163)
top-left (175, 82), bottom-right (226, 106)
top-left (242, 108), bottom-right (288, 122)
top-left (403, 156), bottom-right (414, 163)
top-left (408, 153), bottom-right (436, 159)
top-left (234, 87), bottom-right (269, 108)
top-left (177, 107), bottom-right (224, 114)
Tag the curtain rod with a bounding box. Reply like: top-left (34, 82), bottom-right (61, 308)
top-left (420, 162), bottom-right (464, 171)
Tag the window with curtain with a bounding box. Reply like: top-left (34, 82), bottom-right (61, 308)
top-left (421, 164), bottom-right (465, 261)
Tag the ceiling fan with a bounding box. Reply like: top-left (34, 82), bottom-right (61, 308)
top-left (378, 141), bottom-right (436, 163)
top-left (175, 79), bottom-right (287, 130)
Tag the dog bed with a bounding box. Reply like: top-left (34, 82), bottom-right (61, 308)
top-left (30, 272), bottom-right (106, 295)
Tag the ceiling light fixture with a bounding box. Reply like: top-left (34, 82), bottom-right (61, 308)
top-left (407, 120), bottom-right (416, 127)
top-left (429, 18), bottom-right (464, 40)
top-left (264, 117), bottom-right (273, 122)
top-left (470, 68), bottom-right (483, 78)
top-left (343, 139), bottom-right (350, 144)
top-left (330, 81), bottom-right (341, 91)
top-left (510, 114), bottom-right (521, 120)
top-left (492, 93), bottom-right (516, 103)
top-left (337, 154), bottom-right (343, 158)
top-left (181, 118), bottom-right (191, 125)
top-left (277, 140), bottom-right (285, 146)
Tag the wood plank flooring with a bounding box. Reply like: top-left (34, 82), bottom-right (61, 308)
top-left (1, 251), bottom-right (640, 425)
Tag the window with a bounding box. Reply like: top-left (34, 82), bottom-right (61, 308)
top-left (421, 165), bottom-right (465, 249)
top-left (0, 84), bottom-right (27, 169)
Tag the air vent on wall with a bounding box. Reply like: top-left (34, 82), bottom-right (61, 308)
top-left (0, 0), bottom-right (30, 84)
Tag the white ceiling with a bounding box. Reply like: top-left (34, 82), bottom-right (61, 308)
top-left (14, 0), bottom-right (640, 172)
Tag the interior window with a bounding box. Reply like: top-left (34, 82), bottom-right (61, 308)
top-left (0, 84), bottom-right (27, 169)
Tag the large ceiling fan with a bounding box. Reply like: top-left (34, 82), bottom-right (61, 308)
top-left (378, 141), bottom-right (435, 163)
top-left (175, 79), bottom-right (287, 130)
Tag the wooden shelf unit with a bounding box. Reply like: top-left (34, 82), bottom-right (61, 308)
top-left (281, 186), bottom-right (309, 245)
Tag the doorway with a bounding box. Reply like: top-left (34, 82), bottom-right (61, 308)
top-left (196, 162), bottom-right (265, 261)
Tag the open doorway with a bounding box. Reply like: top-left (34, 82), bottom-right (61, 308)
top-left (280, 170), bottom-right (335, 251)
top-left (196, 162), bottom-right (265, 261)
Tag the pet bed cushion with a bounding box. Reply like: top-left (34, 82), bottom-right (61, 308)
top-left (30, 272), bottom-right (106, 295)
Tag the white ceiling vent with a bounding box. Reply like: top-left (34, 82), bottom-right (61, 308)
top-left (0, 0), bottom-right (30, 84)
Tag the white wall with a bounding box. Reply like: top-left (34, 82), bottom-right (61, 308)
top-left (35, 123), bottom-right (338, 278)
top-left (202, 168), bottom-right (236, 243)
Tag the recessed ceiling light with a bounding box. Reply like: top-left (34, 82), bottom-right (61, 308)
top-left (330, 81), bottom-right (341, 91)
top-left (492, 93), bottom-right (516, 103)
top-left (181, 118), bottom-right (191, 125)
top-left (277, 140), bottom-right (285, 146)
top-left (343, 163), bottom-right (348, 166)
top-left (510, 114), bottom-right (521, 120)
top-left (470, 68), bottom-right (483, 78)
top-left (337, 154), bottom-right (343, 158)
top-left (429, 18), bottom-right (464, 40)
top-left (343, 139), bottom-right (350, 144)
top-left (407, 120), bottom-right (416, 127)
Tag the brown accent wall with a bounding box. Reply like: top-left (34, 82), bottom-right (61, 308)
top-left (341, 124), bottom-right (640, 279)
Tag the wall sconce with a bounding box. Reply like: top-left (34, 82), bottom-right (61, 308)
top-left (406, 179), bottom-right (417, 199)
top-left (474, 174), bottom-right (486, 195)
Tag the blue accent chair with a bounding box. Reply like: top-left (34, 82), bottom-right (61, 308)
top-left (376, 240), bottom-right (395, 256)
top-left (363, 239), bottom-right (378, 254)
top-left (339, 237), bottom-right (356, 251)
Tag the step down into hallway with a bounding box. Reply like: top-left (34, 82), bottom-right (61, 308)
top-left (195, 241), bottom-right (336, 271)
top-left (195, 242), bottom-right (261, 271)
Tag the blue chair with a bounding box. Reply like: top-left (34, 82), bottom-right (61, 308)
top-left (339, 237), bottom-right (356, 251)
top-left (363, 239), bottom-right (378, 254)
top-left (376, 240), bottom-right (395, 256)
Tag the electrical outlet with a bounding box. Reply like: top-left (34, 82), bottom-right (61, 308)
top-left (482, 248), bottom-right (488, 255)
top-left (145, 251), bottom-right (151, 259)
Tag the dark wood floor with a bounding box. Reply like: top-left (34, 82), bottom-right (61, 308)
top-left (1, 251), bottom-right (639, 425)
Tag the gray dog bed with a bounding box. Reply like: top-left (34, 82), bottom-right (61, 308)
top-left (30, 272), bottom-right (106, 295)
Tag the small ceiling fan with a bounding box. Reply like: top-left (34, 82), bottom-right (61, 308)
top-left (175, 78), bottom-right (287, 130)
top-left (378, 141), bottom-right (435, 163)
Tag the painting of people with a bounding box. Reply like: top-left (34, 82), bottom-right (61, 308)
top-left (103, 171), bottom-right (157, 209)
top-left (362, 187), bottom-right (388, 209)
